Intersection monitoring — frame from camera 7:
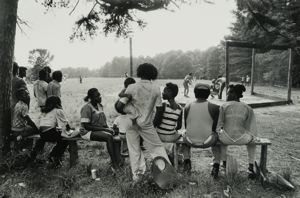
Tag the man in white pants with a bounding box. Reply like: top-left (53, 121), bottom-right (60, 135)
top-left (116, 63), bottom-right (171, 182)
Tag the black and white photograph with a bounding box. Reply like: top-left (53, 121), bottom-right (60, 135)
top-left (0, 0), bottom-right (299, 197)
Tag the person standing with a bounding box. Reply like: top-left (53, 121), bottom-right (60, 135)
top-left (246, 75), bottom-right (251, 86)
top-left (11, 62), bottom-right (27, 110)
top-left (43, 66), bottom-right (52, 83)
top-left (79, 76), bottom-right (82, 84)
top-left (215, 75), bottom-right (226, 100)
top-left (34, 69), bottom-right (48, 110)
top-left (18, 66), bottom-right (27, 79)
top-left (47, 70), bottom-right (63, 98)
top-left (241, 76), bottom-right (245, 85)
top-left (116, 63), bottom-right (171, 182)
top-left (183, 73), bottom-right (193, 97)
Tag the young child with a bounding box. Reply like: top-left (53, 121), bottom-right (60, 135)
top-left (114, 77), bottom-right (139, 135)
top-left (154, 83), bottom-right (183, 163)
top-left (11, 88), bottom-right (39, 148)
top-left (114, 77), bottom-right (138, 156)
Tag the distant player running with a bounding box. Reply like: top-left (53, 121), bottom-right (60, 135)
top-left (183, 73), bottom-right (193, 97)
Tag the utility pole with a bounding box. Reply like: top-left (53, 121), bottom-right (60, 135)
top-left (129, 37), bottom-right (133, 77)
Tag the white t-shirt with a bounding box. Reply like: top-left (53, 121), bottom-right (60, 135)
top-left (38, 108), bottom-right (68, 132)
top-left (125, 80), bottom-right (162, 127)
top-left (34, 80), bottom-right (48, 107)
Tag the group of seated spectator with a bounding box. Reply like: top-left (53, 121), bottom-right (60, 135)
top-left (113, 63), bottom-right (258, 181)
top-left (10, 62), bottom-right (258, 181)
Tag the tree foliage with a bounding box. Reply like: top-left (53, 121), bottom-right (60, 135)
top-left (228, 0), bottom-right (300, 86)
top-left (37, 0), bottom-right (177, 39)
top-left (98, 47), bottom-right (225, 79)
top-left (28, 48), bottom-right (54, 81)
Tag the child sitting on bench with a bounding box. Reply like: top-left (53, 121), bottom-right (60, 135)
top-left (154, 82), bottom-right (183, 162)
top-left (11, 88), bottom-right (39, 150)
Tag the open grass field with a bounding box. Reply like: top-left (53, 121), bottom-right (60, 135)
top-left (1, 77), bottom-right (299, 198)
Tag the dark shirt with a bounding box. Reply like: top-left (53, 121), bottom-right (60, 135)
top-left (11, 76), bottom-right (27, 109)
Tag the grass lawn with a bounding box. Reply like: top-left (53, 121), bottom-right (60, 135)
top-left (0, 77), bottom-right (299, 197)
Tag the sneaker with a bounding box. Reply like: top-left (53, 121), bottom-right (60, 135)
top-left (183, 159), bottom-right (192, 175)
top-left (211, 163), bottom-right (220, 179)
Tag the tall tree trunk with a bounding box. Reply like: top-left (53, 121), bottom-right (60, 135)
top-left (0, 0), bottom-right (19, 154)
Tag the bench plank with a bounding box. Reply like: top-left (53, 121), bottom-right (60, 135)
top-left (164, 136), bottom-right (271, 145)
top-left (169, 137), bottom-right (271, 172)
top-left (26, 134), bottom-right (120, 167)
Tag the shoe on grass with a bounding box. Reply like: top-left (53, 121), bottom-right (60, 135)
top-left (211, 163), bottom-right (220, 179)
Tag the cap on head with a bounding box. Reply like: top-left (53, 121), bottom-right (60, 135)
top-left (194, 83), bottom-right (210, 90)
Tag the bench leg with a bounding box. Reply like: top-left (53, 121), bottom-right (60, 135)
top-left (260, 145), bottom-right (268, 174)
top-left (173, 143), bottom-right (178, 171)
top-left (68, 141), bottom-right (78, 167)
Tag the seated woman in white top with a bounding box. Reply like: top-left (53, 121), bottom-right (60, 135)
top-left (212, 84), bottom-right (257, 179)
top-left (28, 96), bottom-right (72, 168)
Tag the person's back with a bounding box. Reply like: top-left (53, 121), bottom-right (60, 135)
top-left (34, 70), bottom-right (48, 107)
top-left (186, 101), bottom-right (214, 143)
top-left (157, 103), bottom-right (182, 135)
top-left (218, 101), bottom-right (257, 140)
top-left (182, 83), bottom-right (219, 174)
top-left (11, 62), bottom-right (27, 109)
top-left (34, 80), bottom-right (48, 106)
top-left (126, 81), bottom-right (161, 127)
top-left (12, 77), bottom-right (27, 108)
top-left (47, 71), bottom-right (62, 98)
top-left (213, 84), bottom-right (257, 179)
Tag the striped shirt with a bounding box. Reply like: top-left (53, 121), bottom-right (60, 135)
top-left (157, 103), bottom-right (182, 135)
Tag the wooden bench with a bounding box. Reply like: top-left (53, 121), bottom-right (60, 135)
top-left (164, 137), bottom-right (271, 174)
top-left (27, 134), bottom-right (271, 175)
top-left (27, 134), bottom-right (121, 167)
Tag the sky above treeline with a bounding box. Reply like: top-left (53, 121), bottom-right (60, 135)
top-left (15, 0), bottom-right (236, 70)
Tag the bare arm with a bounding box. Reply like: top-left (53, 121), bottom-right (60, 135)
top-left (184, 104), bottom-right (191, 129)
top-left (175, 109), bottom-right (183, 130)
top-left (153, 106), bottom-right (164, 128)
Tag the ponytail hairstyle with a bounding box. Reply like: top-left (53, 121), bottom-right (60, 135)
top-left (84, 88), bottom-right (98, 102)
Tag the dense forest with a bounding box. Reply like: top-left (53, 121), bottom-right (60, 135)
top-left (95, 45), bottom-right (289, 86)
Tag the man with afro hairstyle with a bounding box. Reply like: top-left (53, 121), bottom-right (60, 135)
top-left (116, 63), bottom-right (171, 182)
